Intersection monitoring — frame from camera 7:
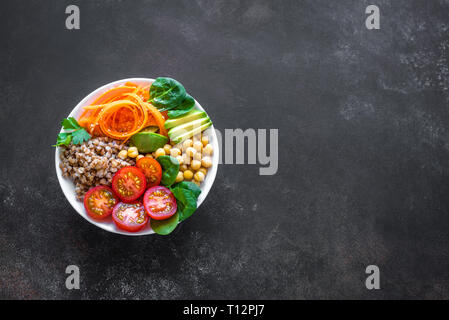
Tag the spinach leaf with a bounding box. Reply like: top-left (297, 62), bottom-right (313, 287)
top-left (171, 188), bottom-right (197, 222)
top-left (156, 156), bottom-right (180, 187)
top-left (149, 77), bottom-right (186, 111)
top-left (170, 181), bottom-right (201, 222)
top-left (151, 212), bottom-right (179, 235)
top-left (172, 181), bottom-right (201, 198)
top-left (167, 95), bottom-right (195, 119)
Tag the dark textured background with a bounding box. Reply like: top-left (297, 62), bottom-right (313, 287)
top-left (1, 0), bottom-right (449, 299)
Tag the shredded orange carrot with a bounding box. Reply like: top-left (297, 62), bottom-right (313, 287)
top-left (77, 82), bottom-right (167, 140)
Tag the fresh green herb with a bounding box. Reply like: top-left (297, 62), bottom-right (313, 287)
top-left (156, 155), bottom-right (180, 187)
top-left (149, 77), bottom-right (186, 111)
top-left (55, 132), bottom-right (72, 146)
top-left (71, 128), bottom-right (92, 145)
top-left (61, 117), bottom-right (81, 130)
top-left (54, 117), bottom-right (91, 147)
top-left (151, 212), bottom-right (179, 235)
top-left (170, 181), bottom-right (201, 222)
top-left (167, 94), bottom-right (195, 118)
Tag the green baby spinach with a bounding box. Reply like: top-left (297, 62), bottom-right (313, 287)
top-left (170, 181), bottom-right (201, 222)
top-left (156, 155), bottom-right (180, 187)
top-left (151, 212), bottom-right (179, 236)
top-left (149, 77), bottom-right (186, 111)
top-left (173, 181), bottom-right (201, 198)
top-left (148, 78), bottom-right (198, 119)
top-left (151, 181), bottom-right (201, 235)
top-left (167, 94), bottom-right (195, 119)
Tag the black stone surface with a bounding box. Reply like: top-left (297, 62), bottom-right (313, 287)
top-left (1, 0), bottom-right (449, 299)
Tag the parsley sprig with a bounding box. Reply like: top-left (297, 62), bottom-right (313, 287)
top-left (54, 117), bottom-right (91, 147)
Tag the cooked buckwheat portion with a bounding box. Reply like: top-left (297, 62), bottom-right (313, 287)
top-left (59, 137), bottom-right (135, 201)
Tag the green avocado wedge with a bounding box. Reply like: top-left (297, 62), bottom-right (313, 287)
top-left (130, 132), bottom-right (168, 153)
top-left (140, 126), bottom-right (159, 133)
top-left (164, 110), bottom-right (207, 130)
top-left (168, 117), bottom-right (210, 139)
top-left (169, 120), bottom-right (212, 144)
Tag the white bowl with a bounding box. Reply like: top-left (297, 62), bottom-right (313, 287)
top-left (55, 78), bottom-right (219, 236)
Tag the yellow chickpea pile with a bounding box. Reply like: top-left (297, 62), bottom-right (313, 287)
top-left (170, 134), bottom-right (213, 186)
top-left (117, 134), bottom-right (213, 186)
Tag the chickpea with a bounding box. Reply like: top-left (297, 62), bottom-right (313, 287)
top-left (175, 171), bottom-right (184, 183)
top-left (186, 147), bottom-right (196, 158)
top-left (182, 139), bottom-right (193, 150)
top-left (201, 156), bottom-right (212, 168)
top-left (176, 155), bottom-right (184, 165)
top-left (201, 136), bottom-right (209, 147)
top-left (180, 164), bottom-right (188, 172)
top-left (182, 154), bottom-right (191, 165)
top-left (198, 168), bottom-right (207, 175)
top-left (191, 160), bottom-right (201, 171)
top-left (183, 170), bottom-right (194, 180)
top-left (193, 141), bottom-right (203, 152)
top-left (155, 148), bottom-right (165, 158)
top-left (118, 150), bottom-right (128, 160)
top-left (163, 144), bottom-right (172, 154)
top-left (127, 147), bottom-right (139, 158)
top-left (203, 144), bottom-right (213, 155)
top-left (145, 154), bottom-right (154, 159)
top-left (170, 148), bottom-right (181, 157)
top-left (136, 155), bottom-right (145, 161)
top-left (193, 152), bottom-right (202, 161)
top-left (194, 171), bottom-right (205, 182)
top-left (193, 180), bottom-right (201, 187)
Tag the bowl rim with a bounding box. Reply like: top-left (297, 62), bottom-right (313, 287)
top-left (54, 78), bottom-right (219, 236)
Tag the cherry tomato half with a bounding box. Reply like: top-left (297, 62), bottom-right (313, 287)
top-left (112, 166), bottom-right (147, 202)
top-left (143, 186), bottom-right (177, 220)
top-left (112, 202), bottom-right (149, 232)
top-left (136, 157), bottom-right (162, 188)
top-left (83, 186), bottom-right (119, 220)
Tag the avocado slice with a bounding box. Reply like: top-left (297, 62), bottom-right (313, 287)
top-left (164, 110), bottom-right (207, 130)
top-left (170, 121), bottom-right (212, 144)
top-left (140, 126), bottom-right (159, 133)
top-left (130, 132), bottom-right (168, 153)
top-left (168, 117), bottom-right (210, 140)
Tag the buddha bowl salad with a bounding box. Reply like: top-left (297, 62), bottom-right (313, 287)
top-left (55, 78), bottom-right (214, 235)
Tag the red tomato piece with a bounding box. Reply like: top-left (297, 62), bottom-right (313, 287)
top-left (83, 186), bottom-right (118, 220)
top-left (112, 202), bottom-right (149, 232)
top-left (136, 157), bottom-right (162, 187)
top-left (143, 186), bottom-right (177, 220)
top-left (111, 166), bottom-right (146, 202)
